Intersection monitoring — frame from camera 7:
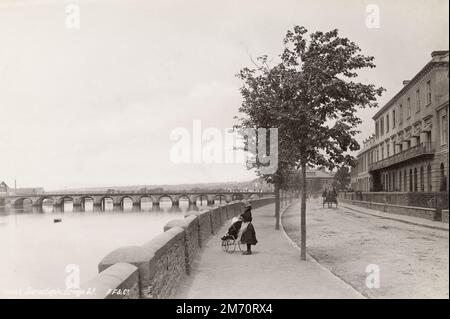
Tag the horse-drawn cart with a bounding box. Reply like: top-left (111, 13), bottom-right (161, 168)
top-left (322, 191), bottom-right (338, 208)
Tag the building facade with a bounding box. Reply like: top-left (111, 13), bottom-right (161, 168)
top-left (352, 51), bottom-right (449, 193)
top-left (351, 135), bottom-right (376, 191)
top-left (305, 169), bottom-right (335, 193)
top-left (0, 181), bottom-right (9, 196)
top-left (0, 181), bottom-right (44, 196)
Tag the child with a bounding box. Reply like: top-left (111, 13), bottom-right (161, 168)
top-left (221, 217), bottom-right (243, 241)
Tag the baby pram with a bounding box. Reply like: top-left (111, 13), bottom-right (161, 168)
top-left (221, 217), bottom-right (245, 253)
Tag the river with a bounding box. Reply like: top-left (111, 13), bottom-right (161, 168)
top-left (0, 197), bottom-right (213, 298)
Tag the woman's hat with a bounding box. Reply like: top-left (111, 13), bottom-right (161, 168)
top-left (231, 217), bottom-right (241, 224)
top-left (243, 201), bottom-right (252, 208)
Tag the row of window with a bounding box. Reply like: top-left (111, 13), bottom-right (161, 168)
top-left (381, 163), bottom-right (447, 192)
top-left (356, 112), bottom-right (448, 175)
top-left (355, 133), bottom-right (430, 174)
top-left (375, 81), bottom-right (432, 138)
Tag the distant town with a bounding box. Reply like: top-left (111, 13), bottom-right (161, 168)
top-left (1, 168), bottom-right (337, 196)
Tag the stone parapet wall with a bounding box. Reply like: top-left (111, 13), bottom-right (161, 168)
top-left (340, 198), bottom-right (440, 221)
top-left (164, 215), bottom-right (200, 275)
top-left (442, 210), bottom-right (449, 223)
top-left (209, 206), bottom-right (222, 234)
top-left (84, 197), bottom-right (275, 299)
top-left (81, 263), bottom-right (139, 299)
top-left (339, 191), bottom-right (448, 210)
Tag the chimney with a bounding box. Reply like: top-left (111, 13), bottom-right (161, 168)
top-left (402, 80), bottom-right (411, 86)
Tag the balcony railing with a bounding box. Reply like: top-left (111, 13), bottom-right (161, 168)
top-left (369, 142), bottom-right (435, 172)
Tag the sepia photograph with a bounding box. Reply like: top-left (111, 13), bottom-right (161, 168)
top-left (0, 0), bottom-right (448, 309)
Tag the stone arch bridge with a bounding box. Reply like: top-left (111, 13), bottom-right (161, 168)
top-left (4, 191), bottom-right (273, 210)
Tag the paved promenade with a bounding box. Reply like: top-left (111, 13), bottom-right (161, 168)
top-left (175, 202), bottom-right (363, 299)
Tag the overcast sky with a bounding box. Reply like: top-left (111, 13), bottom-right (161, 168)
top-left (0, 0), bottom-right (448, 190)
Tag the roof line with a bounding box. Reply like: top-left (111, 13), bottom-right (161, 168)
top-left (372, 52), bottom-right (449, 120)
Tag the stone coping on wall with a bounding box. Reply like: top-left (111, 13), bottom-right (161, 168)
top-left (340, 198), bottom-right (440, 221)
top-left (349, 199), bottom-right (437, 212)
top-left (80, 263), bottom-right (139, 299)
top-left (84, 197), bottom-right (276, 299)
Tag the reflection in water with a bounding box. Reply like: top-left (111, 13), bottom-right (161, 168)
top-left (0, 199), bottom-right (216, 298)
top-left (5, 197), bottom-right (206, 215)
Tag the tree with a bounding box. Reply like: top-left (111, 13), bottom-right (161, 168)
top-left (236, 26), bottom-right (384, 259)
top-left (333, 166), bottom-right (351, 191)
top-left (233, 125), bottom-right (294, 230)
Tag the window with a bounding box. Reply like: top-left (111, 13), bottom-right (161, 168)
top-left (392, 110), bottom-right (396, 128)
top-left (426, 81), bottom-right (431, 105)
top-left (440, 163), bottom-right (447, 191)
top-left (386, 114), bottom-right (390, 132)
top-left (409, 169), bottom-right (413, 192)
top-left (404, 170), bottom-right (407, 191)
top-left (416, 89), bottom-right (421, 112)
top-left (386, 142), bottom-right (390, 157)
top-left (399, 104), bottom-right (403, 124)
top-left (414, 168), bottom-right (418, 192)
top-left (375, 121), bottom-right (379, 138)
top-left (427, 164), bottom-right (432, 192)
top-left (441, 114), bottom-right (448, 145)
top-left (420, 166), bottom-right (424, 192)
top-left (380, 117), bottom-right (384, 135)
top-left (407, 97), bottom-right (411, 117)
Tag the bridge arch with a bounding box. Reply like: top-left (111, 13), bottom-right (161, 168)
top-left (138, 196), bottom-right (153, 209)
top-left (36, 196), bottom-right (56, 207)
top-left (120, 196), bottom-right (134, 210)
top-left (100, 196), bottom-right (114, 211)
top-left (214, 194), bottom-right (227, 204)
top-left (56, 196), bottom-right (74, 206)
top-left (178, 195), bottom-right (191, 206)
top-left (12, 197), bottom-right (34, 208)
top-left (57, 196), bottom-right (75, 212)
top-left (232, 193), bottom-right (244, 201)
top-left (157, 194), bottom-right (173, 206)
top-left (193, 194), bottom-right (208, 206)
top-left (80, 196), bottom-right (94, 211)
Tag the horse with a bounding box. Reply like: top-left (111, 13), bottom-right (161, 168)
top-left (322, 191), bottom-right (338, 208)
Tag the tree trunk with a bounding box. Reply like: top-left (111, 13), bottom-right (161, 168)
top-left (274, 180), bottom-right (280, 230)
top-left (300, 162), bottom-right (307, 260)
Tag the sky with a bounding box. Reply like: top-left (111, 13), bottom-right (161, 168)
top-left (0, 0), bottom-right (448, 190)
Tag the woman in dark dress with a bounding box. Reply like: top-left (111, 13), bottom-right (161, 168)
top-left (239, 202), bottom-right (258, 255)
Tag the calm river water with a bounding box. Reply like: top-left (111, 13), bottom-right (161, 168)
top-left (0, 198), bottom-right (214, 298)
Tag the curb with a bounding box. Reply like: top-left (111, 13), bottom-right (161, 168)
top-left (340, 203), bottom-right (449, 232)
top-left (279, 200), bottom-right (367, 299)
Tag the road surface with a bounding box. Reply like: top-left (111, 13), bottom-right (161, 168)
top-left (282, 199), bottom-right (449, 298)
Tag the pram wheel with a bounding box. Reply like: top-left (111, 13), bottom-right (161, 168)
top-left (221, 239), bottom-right (236, 253)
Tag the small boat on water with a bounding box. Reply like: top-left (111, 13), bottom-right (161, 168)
top-left (53, 218), bottom-right (62, 223)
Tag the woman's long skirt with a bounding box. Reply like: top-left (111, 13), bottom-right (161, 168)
top-left (240, 222), bottom-right (258, 245)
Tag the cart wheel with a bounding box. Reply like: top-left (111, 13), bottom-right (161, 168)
top-left (227, 239), bottom-right (236, 253)
top-left (222, 239), bottom-right (235, 253)
top-left (221, 240), bottom-right (229, 252)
